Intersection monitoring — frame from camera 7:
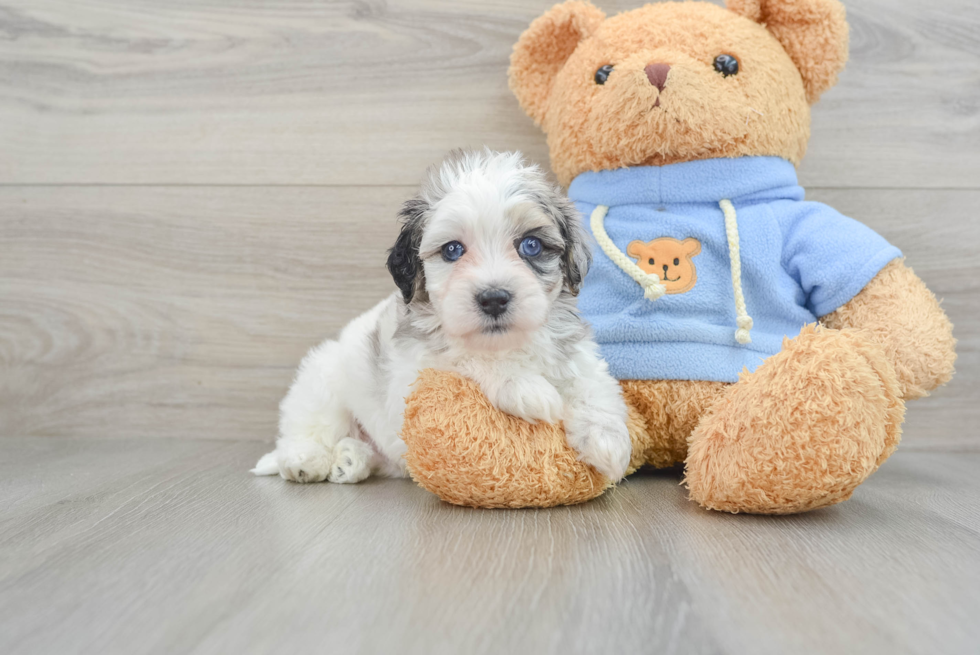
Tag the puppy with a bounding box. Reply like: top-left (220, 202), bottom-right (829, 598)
top-left (252, 150), bottom-right (631, 484)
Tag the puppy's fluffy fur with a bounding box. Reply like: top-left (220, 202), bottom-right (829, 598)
top-left (253, 150), bottom-right (631, 484)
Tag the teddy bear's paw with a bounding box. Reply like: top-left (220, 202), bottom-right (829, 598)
top-left (273, 440), bottom-right (335, 483)
top-left (488, 374), bottom-right (564, 425)
top-left (565, 407), bottom-right (632, 481)
top-left (327, 437), bottom-right (373, 484)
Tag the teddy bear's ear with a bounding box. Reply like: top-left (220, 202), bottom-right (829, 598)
top-left (509, 1), bottom-right (606, 125)
top-left (626, 240), bottom-right (645, 258)
top-left (681, 238), bottom-right (702, 256)
top-left (727, 0), bottom-right (848, 103)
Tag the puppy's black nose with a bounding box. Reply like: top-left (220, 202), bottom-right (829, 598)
top-left (477, 288), bottom-right (511, 317)
top-left (663, 264), bottom-right (669, 273)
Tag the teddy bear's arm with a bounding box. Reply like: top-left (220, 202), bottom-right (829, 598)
top-left (820, 259), bottom-right (956, 400)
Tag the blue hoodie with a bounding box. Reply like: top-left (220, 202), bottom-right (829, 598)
top-left (568, 156), bottom-right (901, 383)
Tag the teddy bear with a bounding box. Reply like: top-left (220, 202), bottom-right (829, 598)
top-left (400, 0), bottom-right (957, 513)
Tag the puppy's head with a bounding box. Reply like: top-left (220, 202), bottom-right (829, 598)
top-left (386, 149), bottom-right (590, 352)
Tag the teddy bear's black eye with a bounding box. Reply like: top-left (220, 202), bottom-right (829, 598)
top-left (648, 258), bottom-right (655, 265)
top-left (594, 64), bottom-right (614, 85)
top-left (714, 54), bottom-right (739, 77)
top-left (673, 258), bottom-right (680, 266)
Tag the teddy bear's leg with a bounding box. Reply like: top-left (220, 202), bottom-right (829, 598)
top-left (620, 379), bottom-right (728, 470)
top-left (684, 324), bottom-right (905, 514)
top-left (402, 369), bottom-right (609, 508)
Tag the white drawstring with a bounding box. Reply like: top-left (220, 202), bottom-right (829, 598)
top-left (719, 199), bottom-right (753, 344)
top-left (590, 205), bottom-right (666, 300)
top-left (589, 201), bottom-right (753, 345)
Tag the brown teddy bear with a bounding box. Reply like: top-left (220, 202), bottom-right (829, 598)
top-left (401, 0), bottom-right (956, 513)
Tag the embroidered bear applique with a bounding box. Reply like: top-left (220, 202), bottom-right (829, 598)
top-left (627, 237), bottom-right (702, 294)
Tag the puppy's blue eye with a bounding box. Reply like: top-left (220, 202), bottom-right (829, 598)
top-left (441, 241), bottom-right (465, 262)
top-left (519, 236), bottom-right (542, 257)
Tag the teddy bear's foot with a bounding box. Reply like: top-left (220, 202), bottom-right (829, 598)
top-left (685, 324), bottom-right (905, 514)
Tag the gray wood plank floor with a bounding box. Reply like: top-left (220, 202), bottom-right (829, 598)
top-left (1, 437), bottom-right (977, 655)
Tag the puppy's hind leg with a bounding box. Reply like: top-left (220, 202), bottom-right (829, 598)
top-left (328, 437), bottom-right (375, 484)
top-left (253, 340), bottom-right (352, 483)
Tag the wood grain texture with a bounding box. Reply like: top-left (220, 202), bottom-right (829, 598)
top-left (1, 0), bottom-right (979, 187)
top-left (0, 437), bottom-right (978, 655)
top-left (1, 186), bottom-right (976, 446)
top-left (0, 185), bottom-right (409, 441)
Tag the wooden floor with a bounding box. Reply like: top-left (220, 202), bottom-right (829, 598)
top-left (1, 437), bottom-right (978, 655)
top-left (2, 0), bottom-right (979, 653)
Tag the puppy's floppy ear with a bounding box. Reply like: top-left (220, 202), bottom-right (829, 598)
top-left (509, 1), bottom-right (606, 126)
top-left (727, 0), bottom-right (848, 103)
top-left (386, 197), bottom-right (428, 304)
top-left (553, 196), bottom-right (592, 295)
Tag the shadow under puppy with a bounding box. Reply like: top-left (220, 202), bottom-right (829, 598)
top-left (253, 149), bottom-right (631, 484)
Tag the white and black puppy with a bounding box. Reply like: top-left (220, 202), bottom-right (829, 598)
top-left (252, 150), bottom-right (631, 484)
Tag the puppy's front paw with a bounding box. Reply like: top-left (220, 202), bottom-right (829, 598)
top-left (328, 438), bottom-right (373, 484)
top-left (276, 441), bottom-right (334, 483)
top-left (490, 375), bottom-right (563, 424)
top-left (565, 409), bottom-right (631, 481)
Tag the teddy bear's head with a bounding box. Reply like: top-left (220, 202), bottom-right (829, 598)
top-left (509, 0), bottom-right (848, 186)
top-left (627, 237), bottom-right (701, 294)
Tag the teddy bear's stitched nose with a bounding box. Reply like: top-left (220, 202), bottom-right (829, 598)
top-left (644, 63), bottom-right (671, 91)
